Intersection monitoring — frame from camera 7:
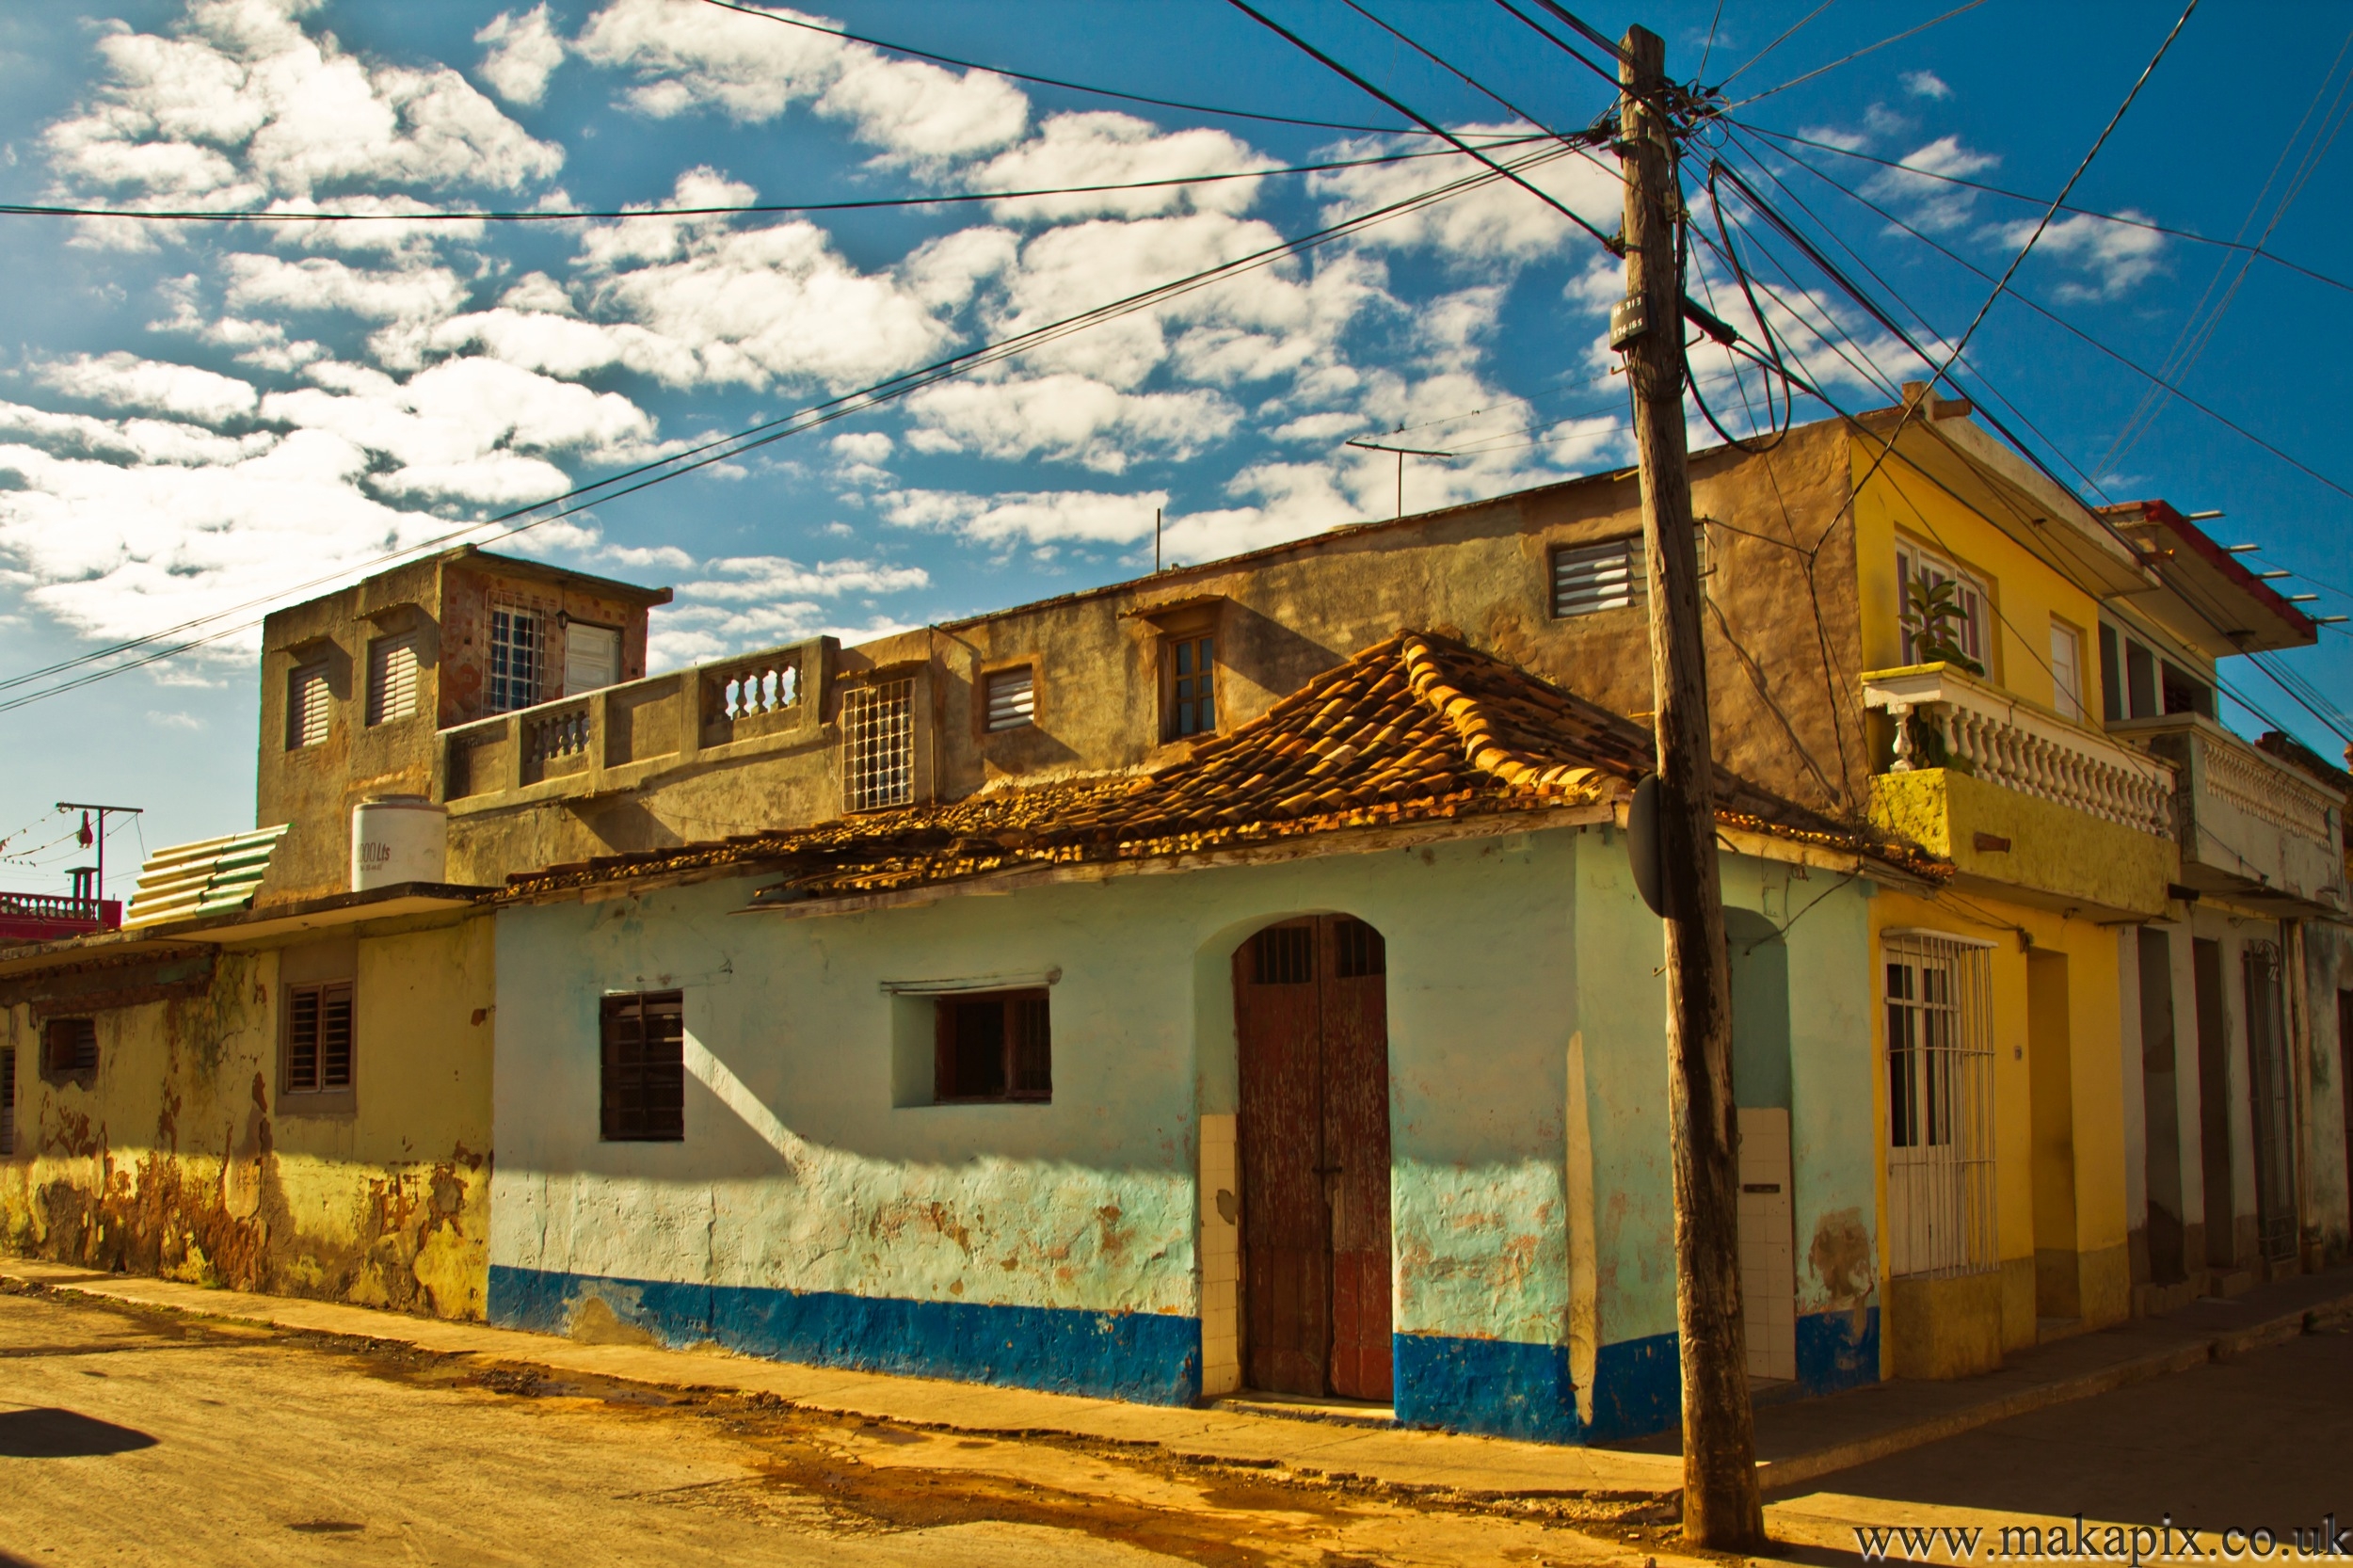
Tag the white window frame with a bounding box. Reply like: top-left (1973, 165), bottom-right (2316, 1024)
top-left (1550, 525), bottom-right (1708, 619)
top-left (1883, 928), bottom-right (1997, 1278)
top-left (841, 678), bottom-right (915, 812)
top-left (1895, 542), bottom-right (1990, 670)
top-left (2048, 617), bottom-right (2085, 723)
top-left (563, 621), bottom-right (621, 697)
top-left (983, 664), bottom-right (1035, 732)
top-left (488, 602), bottom-right (543, 715)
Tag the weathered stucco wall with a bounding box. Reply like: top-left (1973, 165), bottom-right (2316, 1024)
top-left (488, 824), bottom-right (1881, 1441)
top-left (0, 918), bottom-right (495, 1318)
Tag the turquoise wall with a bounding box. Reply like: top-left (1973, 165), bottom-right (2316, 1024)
top-left (487, 824), bottom-right (1881, 1436)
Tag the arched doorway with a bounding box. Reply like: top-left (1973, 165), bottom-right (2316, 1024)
top-left (1233, 915), bottom-right (1392, 1401)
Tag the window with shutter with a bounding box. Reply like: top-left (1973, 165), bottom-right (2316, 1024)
top-left (1550, 526), bottom-right (1707, 618)
top-left (1162, 634), bottom-right (1216, 739)
top-left (41, 1017), bottom-right (98, 1082)
top-left (841, 680), bottom-right (915, 811)
top-left (984, 665), bottom-right (1035, 731)
top-left (933, 989), bottom-right (1051, 1102)
top-left (288, 662), bottom-right (330, 748)
top-left (367, 634), bottom-right (420, 725)
top-left (600, 991), bottom-right (685, 1141)
top-left (564, 622), bottom-right (620, 696)
top-left (285, 981), bottom-right (355, 1095)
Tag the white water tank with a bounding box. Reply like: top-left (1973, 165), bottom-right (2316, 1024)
top-left (351, 795), bottom-right (448, 890)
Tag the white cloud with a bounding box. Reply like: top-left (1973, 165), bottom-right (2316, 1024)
top-left (1901, 71), bottom-right (1953, 101)
top-left (477, 5), bottom-right (566, 108)
top-left (1863, 135), bottom-right (2000, 232)
top-left (1312, 133), bottom-right (1623, 265)
top-left (680, 554), bottom-right (930, 599)
top-left (44, 0), bottom-right (563, 218)
top-left (829, 430), bottom-right (893, 463)
top-left (32, 352), bottom-right (260, 425)
top-left (968, 112), bottom-right (1274, 221)
top-left (1991, 210), bottom-right (2167, 301)
top-left (903, 373), bottom-right (1239, 473)
top-left (880, 488), bottom-right (1165, 547)
top-left (574, 0), bottom-right (1027, 156)
top-left (223, 253), bottom-right (469, 324)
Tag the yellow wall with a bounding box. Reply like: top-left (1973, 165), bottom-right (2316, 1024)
top-left (0, 916), bottom-right (494, 1319)
top-left (1852, 442), bottom-right (2105, 713)
top-left (1870, 886), bottom-right (2132, 1368)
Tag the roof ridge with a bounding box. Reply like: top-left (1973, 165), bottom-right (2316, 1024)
top-left (1399, 632), bottom-right (1615, 798)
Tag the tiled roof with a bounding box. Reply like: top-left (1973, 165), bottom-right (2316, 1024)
top-left (502, 632), bottom-right (1939, 904)
top-left (121, 824), bottom-right (291, 929)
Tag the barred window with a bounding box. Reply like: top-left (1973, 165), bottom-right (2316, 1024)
top-left (1883, 930), bottom-right (1995, 1278)
top-left (285, 981), bottom-right (355, 1095)
top-left (934, 989), bottom-right (1051, 1102)
top-left (367, 633), bottom-right (420, 726)
top-left (601, 991), bottom-right (685, 1141)
top-left (288, 662), bottom-right (330, 749)
top-left (984, 665), bottom-right (1035, 731)
top-left (2, 1047), bottom-right (15, 1156)
top-left (488, 604), bottom-right (543, 714)
top-left (1163, 634), bottom-right (1216, 739)
top-left (1551, 526), bottom-right (1707, 618)
top-left (841, 679), bottom-right (915, 812)
top-left (1251, 925), bottom-right (1314, 985)
top-left (41, 1017), bottom-right (97, 1082)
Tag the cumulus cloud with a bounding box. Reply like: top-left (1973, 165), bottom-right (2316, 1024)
top-left (903, 373), bottom-right (1239, 473)
top-left (650, 552), bottom-right (929, 667)
top-left (1312, 133), bottom-right (1622, 265)
top-left (1991, 210), bottom-right (2167, 301)
top-left (574, 0), bottom-right (1026, 156)
top-left (32, 352), bottom-right (260, 424)
top-left (44, 0), bottom-right (563, 222)
top-left (969, 112), bottom-right (1275, 221)
top-left (477, 5), bottom-right (566, 107)
top-left (1863, 135), bottom-right (1999, 232)
top-left (1901, 71), bottom-right (1952, 101)
top-left (880, 488), bottom-right (1165, 547)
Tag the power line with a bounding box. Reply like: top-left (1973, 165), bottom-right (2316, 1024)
top-left (1715, 0), bottom-right (1840, 89)
top-left (0, 145), bottom-right (1568, 712)
top-left (1, 138), bottom-right (1545, 225)
top-left (1726, 1), bottom-right (1990, 108)
top-left (692, 0), bottom-right (1422, 136)
top-left (1734, 122), bottom-right (2353, 297)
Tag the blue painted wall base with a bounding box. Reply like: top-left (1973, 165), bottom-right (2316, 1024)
top-left (1797, 1304), bottom-right (1880, 1398)
top-left (488, 1265), bottom-right (1202, 1405)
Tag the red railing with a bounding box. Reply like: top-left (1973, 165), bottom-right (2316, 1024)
top-left (0, 892), bottom-right (122, 941)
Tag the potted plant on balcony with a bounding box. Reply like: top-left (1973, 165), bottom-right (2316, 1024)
top-left (1897, 578), bottom-right (1984, 772)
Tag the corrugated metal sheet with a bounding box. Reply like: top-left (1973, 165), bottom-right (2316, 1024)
top-left (121, 824), bottom-right (291, 929)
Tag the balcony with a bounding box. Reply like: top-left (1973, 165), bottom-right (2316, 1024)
top-left (440, 638), bottom-right (832, 811)
top-left (1862, 662), bottom-right (2180, 919)
top-left (2109, 712), bottom-right (2346, 917)
top-left (0, 892), bottom-right (121, 944)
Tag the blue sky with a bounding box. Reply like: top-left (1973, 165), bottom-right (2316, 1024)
top-left (0, 0), bottom-right (2347, 887)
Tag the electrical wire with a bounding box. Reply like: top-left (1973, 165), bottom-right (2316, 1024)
top-left (0, 138), bottom-right (1548, 224)
top-left (0, 144), bottom-right (1572, 712)
top-left (1734, 122), bottom-right (2353, 298)
top-left (692, 0), bottom-right (1423, 136)
top-left (1715, 0), bottom-right (1840, 89)
top-left (1725, 1), bottom-right (1990, 109)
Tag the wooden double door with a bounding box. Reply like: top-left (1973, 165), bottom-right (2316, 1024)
top-left (1234, 915), bottom-right (1393, 1401)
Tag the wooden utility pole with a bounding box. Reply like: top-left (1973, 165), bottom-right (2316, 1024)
top-left (1613, 24), bottom-right (1763, 1550)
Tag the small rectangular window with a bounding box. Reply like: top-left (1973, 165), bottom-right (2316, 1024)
top-left (2048, 620), bottom-right (2083, 722)
top-left (288, 662), bottom-right (330, 749)
top-left (1334, 917), bottom-right (1386, 978)
top-left (2160, 660), bottom-right (2215, 719)
top-left (42, 1017), bottom-right (97, 1082)
top-left (366, 634), bottom-right (420, 726)
top-left (1551, 526), bottom-right (1707, 619)
top-left (601, 990), bottom-right (684, 1141)
top-left (1896, 545), bottom-right (1989, 670)
top-left (1251, 925), bottom-right (1315, 984)
top-left (1164, 634), bottom-right (1217, 739)
top-left (934, 989), bottom-right (1051, 1102)
top-left (2098, 624), bottom-right (2123, 723)
top-left (841, 679), bottom-right (916, 812)
top-left (284, 981), bottom-right (355, 1094)
top-left (488, 603), bottom-right (543, 714)
top-left (984, 665), bottom-right (1036, 731)
top-left (2, 1047), bottom-right (16, 1156)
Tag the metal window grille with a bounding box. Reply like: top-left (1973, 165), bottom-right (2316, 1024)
top-left (841, 679), bottom-right (915, 812)
top-left (600, 991), bottom-right (685, 1142)
top-left (1551, 526), bottom-right (1707, 618)
top-left (933, 989), bottom-right (1051, 1102)
top-left (1251, 925), bottom-right (1315, 985)
top-left (2242, 941), bottom-right (2298, 1265)
top-left (285, 981), bottom-right (355, 1094)
top-left (288, 663), bottom-right (330, 748)
top-left (1883, 930), bottom-right (1996, 1278)
top-left (1334, 918), bottom-right (1385, 978)
top-left (2, 1048), bottom-right (14, 1157)
top-left (366, 634), bottom-right (420, 726)
top-left (1165, 635), bottom-right (1216, 738)
top-left (984, 665), bottom-right (1035, 731)
top-left (488, 604), bottom-right (542, 714)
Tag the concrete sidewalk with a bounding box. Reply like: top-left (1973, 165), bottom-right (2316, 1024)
top-left (5, 1255), bottom-right (2346, 1504)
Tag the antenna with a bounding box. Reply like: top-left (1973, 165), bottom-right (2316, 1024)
top-left (1345, 437), bottom-right (1458, 520)
top-left (1155, 506), bottom-right (1162, 572)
